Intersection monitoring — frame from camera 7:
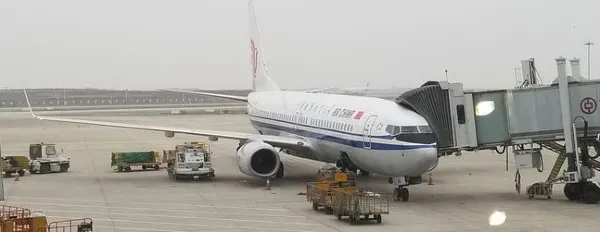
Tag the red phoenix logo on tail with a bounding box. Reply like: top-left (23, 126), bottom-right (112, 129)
top-left (250, 39), bottom-right (258, 82)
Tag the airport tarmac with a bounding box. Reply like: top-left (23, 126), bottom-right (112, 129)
top-left (1, 112), bottom-right (600, 232)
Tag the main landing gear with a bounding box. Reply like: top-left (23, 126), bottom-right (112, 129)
top-left (335, 152), bottom-right (371, 176)
top-left (393, 186), bottom-right (409, 202)
top-left (264, 162), bottom-right (285, 190)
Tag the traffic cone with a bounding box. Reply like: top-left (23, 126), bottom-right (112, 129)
top-left (428, 173), bottom-right (434, 185)
top-left (264, 178), bottom-right (271, 190)
top-left (14, 175), bottom-right (19, 181)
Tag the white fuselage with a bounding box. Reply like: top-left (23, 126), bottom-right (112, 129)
top-left (246, 91), bottom-right (438, 177)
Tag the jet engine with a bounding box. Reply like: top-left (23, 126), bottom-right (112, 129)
top-left (237, 140), bottom-right (281, 178)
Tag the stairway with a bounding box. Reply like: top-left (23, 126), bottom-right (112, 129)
top-left (538, 142), bottom-right (567, 183)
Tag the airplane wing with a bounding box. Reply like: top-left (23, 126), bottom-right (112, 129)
top-left (304, 87), bottom-right (336, 93)
top-left (23, 90), bottom-right (310, 150)
top-left (158, 87), bottom-right (337, 102)
top-left (158, 89), bottom-right (248, 102)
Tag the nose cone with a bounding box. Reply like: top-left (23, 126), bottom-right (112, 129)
top-left (418, 148), bottom-right (439, 173)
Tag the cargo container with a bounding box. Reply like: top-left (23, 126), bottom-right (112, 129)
top-left (111, 151), bottom-right (162, 172)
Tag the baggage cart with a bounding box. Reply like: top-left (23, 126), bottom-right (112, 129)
top-left (1, 156), bottom-right (28, 177)
top-left (332, 188), bottom-right (389, 225)
top-left (111, 151), bottom-right (163, 172)
top-left (306, 182), bottom-right (356, 214)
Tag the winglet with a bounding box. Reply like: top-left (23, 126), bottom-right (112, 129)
top-left (23, 89), bottom-right (38, 119)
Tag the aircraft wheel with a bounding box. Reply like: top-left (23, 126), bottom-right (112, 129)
top-left (401, 188), bottom-right (409, 202)
top-left (275, 162), bottom-right (284, 178)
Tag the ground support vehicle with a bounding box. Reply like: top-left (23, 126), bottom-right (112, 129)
top-left (0, 204), bottom-right (93, 231)
top-left (307, 165), bottom-right (357, 214)
top-left (317, 164), bottom-right (356, 187)
top-left (166, 141), bottom-right (215, 180)
top-left (331, 189), bottom-right (389, 225)
top-left (111, 151), bottom-right (163, 172)
top-left (28, 143), bottom-right (70, 174)
top-left (1, 156), bottom-right (28, 177)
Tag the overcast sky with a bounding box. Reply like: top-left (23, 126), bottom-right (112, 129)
top-left (0, 0), bottom-right (598, 90)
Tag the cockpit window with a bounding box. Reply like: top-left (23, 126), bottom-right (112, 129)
top-left (418, 126), bottom-right (432, 133)
top-left (385, 125), bottom-right (401, 135)
top-left (401, 126), bottom-right (418, 133)
top-left (386, 125), bottom-right (432, 135)
top-left (385, 124), bottom-right (436, 144)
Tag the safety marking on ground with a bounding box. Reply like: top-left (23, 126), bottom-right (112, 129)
top-left (28, 208), bottom-right (307, 220)
top-left (47, 216), bottom-right (319, 232)
top-left (6, 196), bottom-right (287, 211)
top-left (5, 202), bottom-right (314, 225)
top-left (581, 97), bottom-right (597, 114)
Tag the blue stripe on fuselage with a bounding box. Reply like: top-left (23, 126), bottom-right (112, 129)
top-left (248, 118), bottom-right (435, 151)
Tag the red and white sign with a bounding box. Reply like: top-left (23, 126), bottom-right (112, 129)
top-left (580, 97), bottom-right (597, 115)
top-left (354, 111), bottom-right (364, 119)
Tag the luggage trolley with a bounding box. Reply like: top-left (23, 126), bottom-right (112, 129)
top-left (331, 188), bottom-right (390, 225)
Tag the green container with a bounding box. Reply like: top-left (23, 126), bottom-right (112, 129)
top-left (111, 152), bottom-right (156, 166)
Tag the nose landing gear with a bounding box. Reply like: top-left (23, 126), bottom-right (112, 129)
top-left (390, 176), bottom-right (410, 202)
top-left (393, 187), bottom-right (409, 202)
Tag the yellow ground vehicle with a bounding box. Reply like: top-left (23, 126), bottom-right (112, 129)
top-left (1, 156), bottom-right (29, 177)
top-left (307, 181), bottom-right (357, 214)
top-left (0, 205), bottom-right (92, 232)
top-left (307, 165), bottom-right (356, 213)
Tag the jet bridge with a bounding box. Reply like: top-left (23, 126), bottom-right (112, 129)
top-left (397, 57), bottom-right (600, 204)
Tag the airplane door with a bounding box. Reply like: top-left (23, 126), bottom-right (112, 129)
top-left (362, 115), bottom-right (378, 149)
top-left (293, 112), bottom-right (301, 131)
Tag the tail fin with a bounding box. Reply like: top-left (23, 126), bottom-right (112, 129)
top-left (248, 0), bottom-right (280, 92)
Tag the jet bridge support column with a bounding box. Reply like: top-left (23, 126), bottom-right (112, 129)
top-left (556, 57), bottom-right (577, 172)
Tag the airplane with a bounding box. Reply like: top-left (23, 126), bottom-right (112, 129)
top-left (22, 0), bottom-right (438, 202)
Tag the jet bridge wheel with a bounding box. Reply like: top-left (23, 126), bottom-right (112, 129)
top-left (564, 183), bottom-right (581, 201)
top-left (581, 182), bottom-right (600, 204)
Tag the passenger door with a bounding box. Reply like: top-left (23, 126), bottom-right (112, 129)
top-left (362, 115), bottom-right (378, 149)
top-left (293, 112), bottom-right (301, 132)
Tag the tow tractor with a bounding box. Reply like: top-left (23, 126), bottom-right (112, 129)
top-left (28, 142), bottom-right (70, 174)
top-left (166, 141), bottom-right (215, 180)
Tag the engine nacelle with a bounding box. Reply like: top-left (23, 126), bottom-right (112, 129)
top-left (237, 140), bottom-right (280, 178)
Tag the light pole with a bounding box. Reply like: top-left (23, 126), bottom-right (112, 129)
top-left (584, 41), bottom-right (594, 80)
